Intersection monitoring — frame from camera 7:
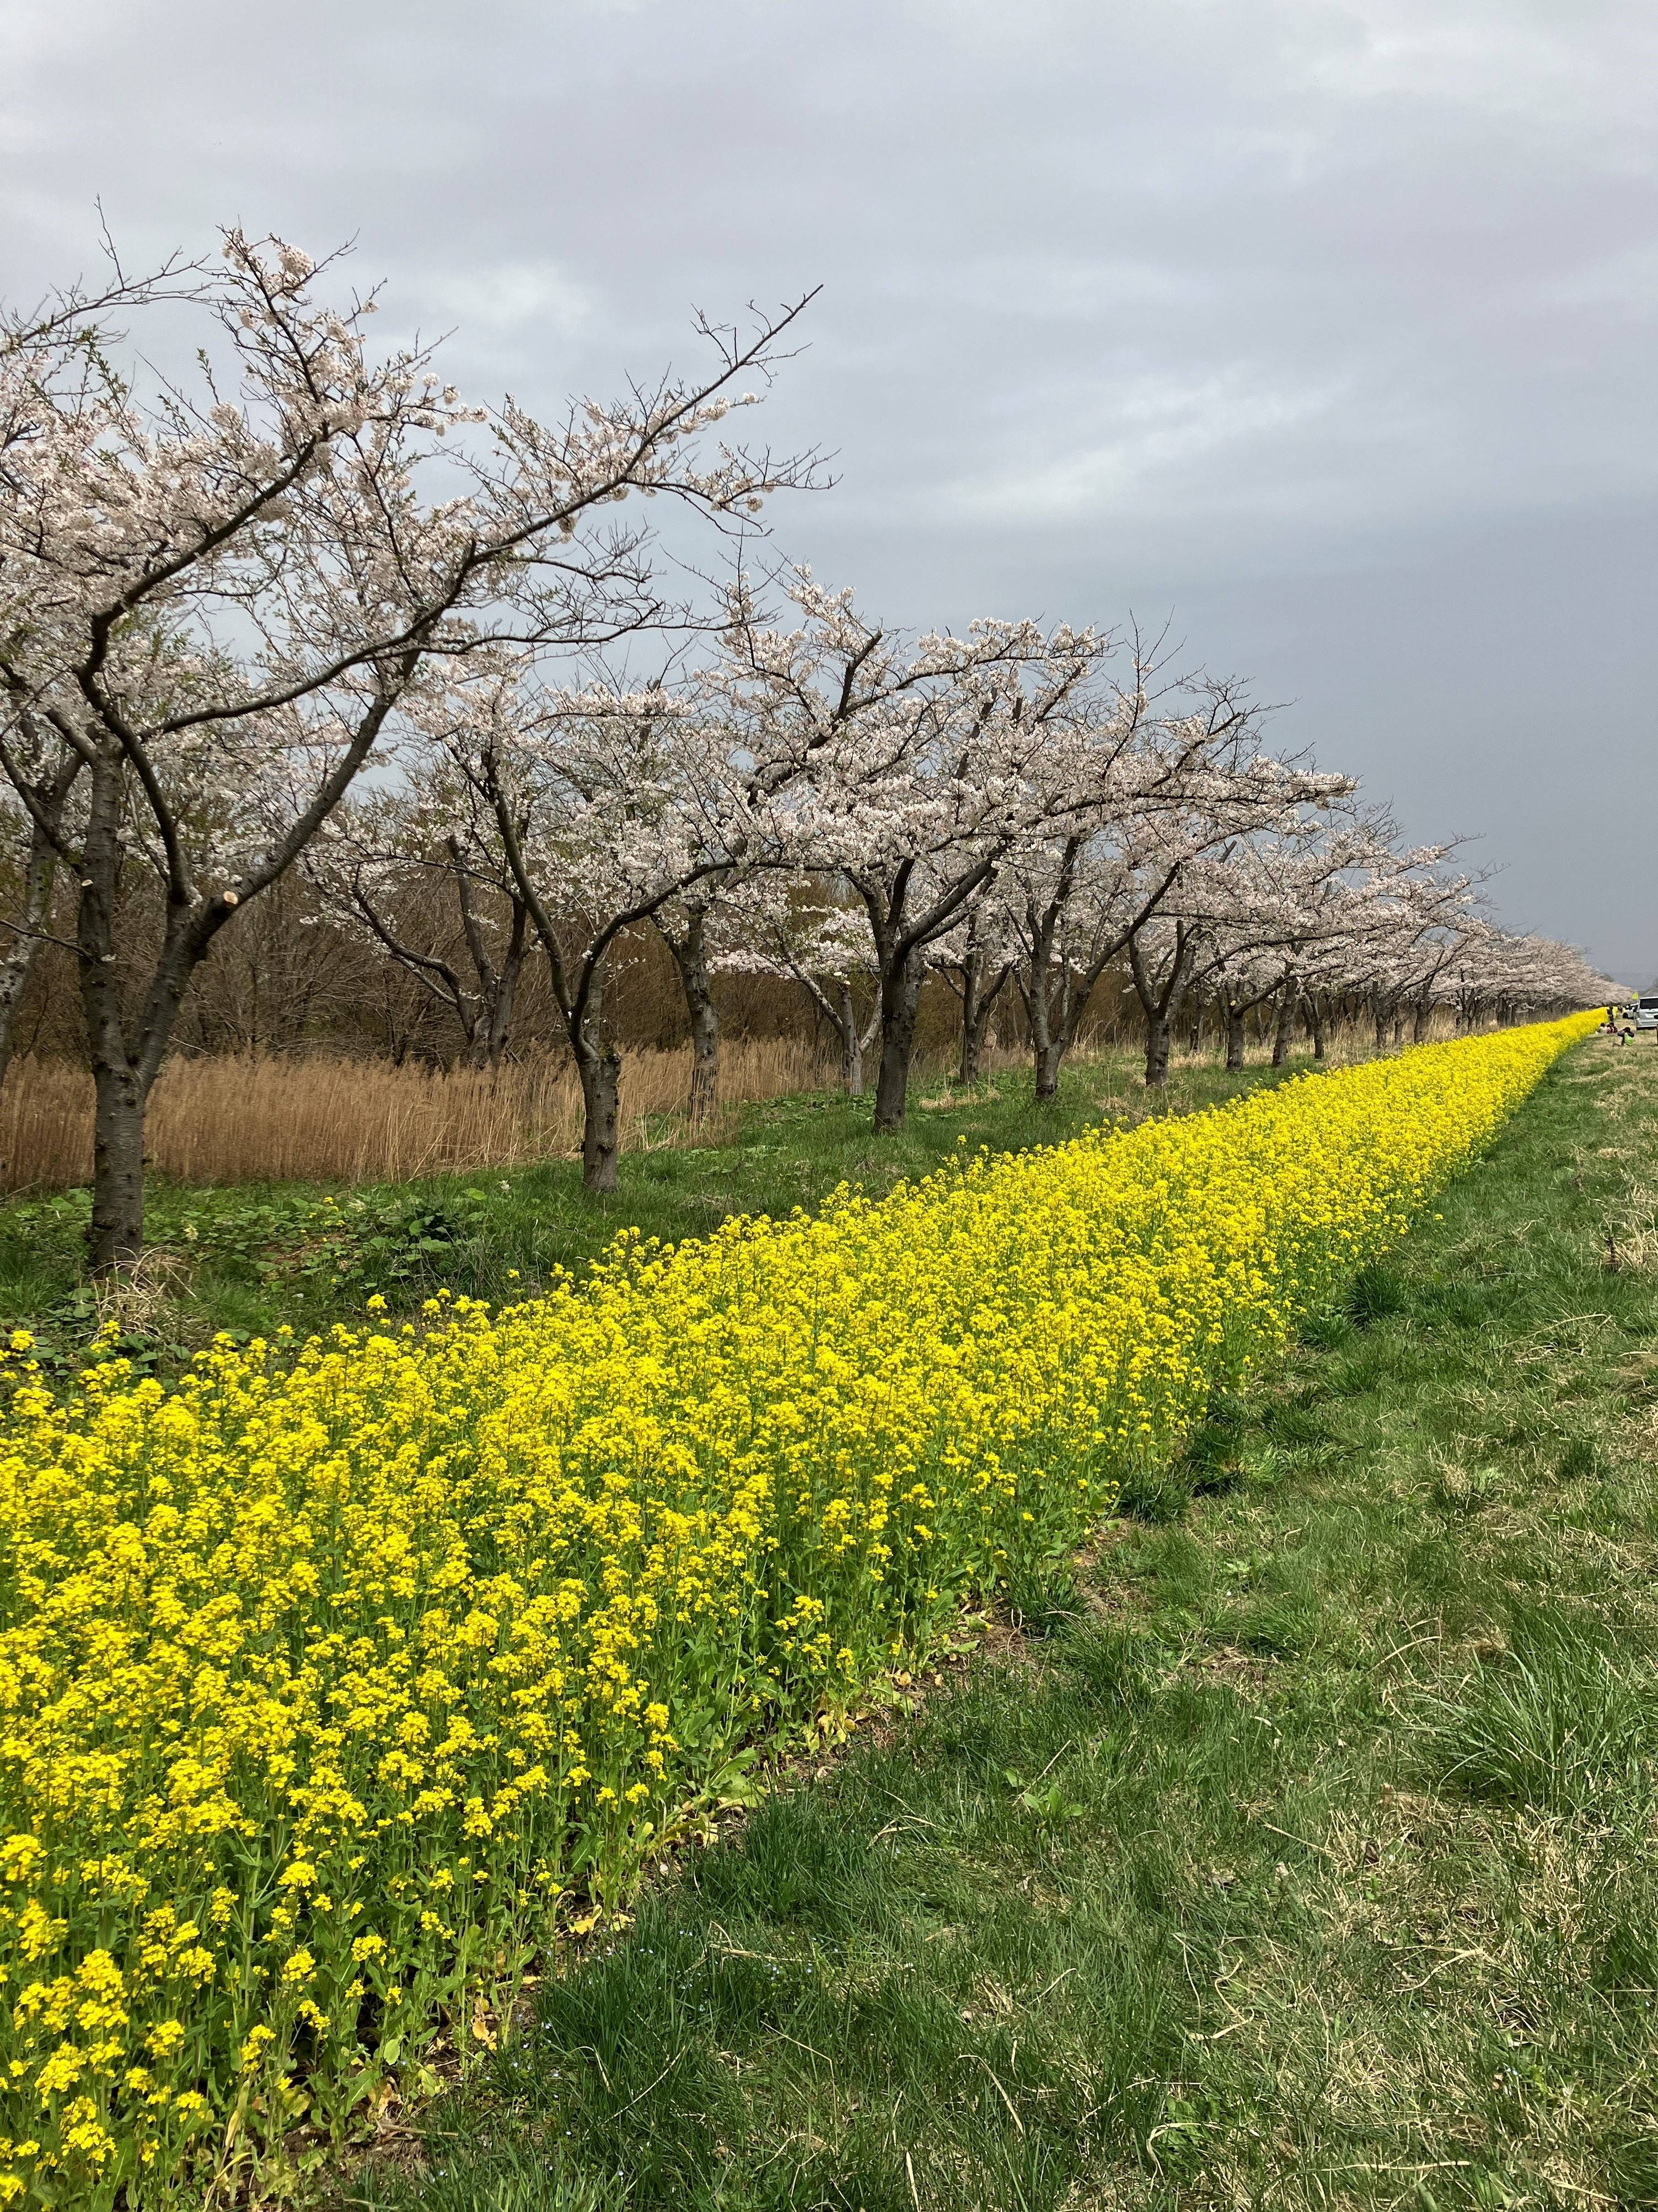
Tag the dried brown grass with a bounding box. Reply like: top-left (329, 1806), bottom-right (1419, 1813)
top-left (0, 1015), bottom-right (1468, 1192)
top-left (0, 1040), bottom-right (834, 1192)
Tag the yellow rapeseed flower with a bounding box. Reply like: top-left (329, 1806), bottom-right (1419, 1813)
top-left (0, 1016), bottom-right (1595, 2204)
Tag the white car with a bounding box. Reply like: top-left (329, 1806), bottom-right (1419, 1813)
top-left (1635, 997), bottom-right (1658, 1031)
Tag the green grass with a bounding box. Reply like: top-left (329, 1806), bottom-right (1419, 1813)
top-left (352, 1037), bottom-right (1658, 2211)
top-left (0, 1050), bottom-right (1281, 1379)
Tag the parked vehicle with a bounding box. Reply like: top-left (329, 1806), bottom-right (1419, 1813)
top-left (1634, 996), bottom-right (1658, 1031)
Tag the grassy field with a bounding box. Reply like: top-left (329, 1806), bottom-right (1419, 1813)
top-left (353, 1033), bottom-right (1658, 2211)
top-left (0, 1050), bottom-right (1284, 1378)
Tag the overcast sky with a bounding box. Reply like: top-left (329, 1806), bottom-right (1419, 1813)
top-left (4, 0), bottom-right (1654, 976)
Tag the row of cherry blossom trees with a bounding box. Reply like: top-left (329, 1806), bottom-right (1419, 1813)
top-left (0, 235), bottom-right (1614, 1267)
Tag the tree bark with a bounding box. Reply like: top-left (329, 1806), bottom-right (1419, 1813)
top-left (1272, 978), bottom-right (1297, 1068)
top-left (686, 987), bottom-right (719, 1121)
top-left (482, 901), bottom-right (528, 1072)
top-left (77, 752), bottom-right (162, 1274)
top-left (89, 1062), bottom-right (150, 1274)
top-left (835, 983), bottom-right (866, 1096)
top-left (0, 749), bottom-right (82, 1090)
top-left (448, 842), bottom-right (529, 1072)
top-left (1034, 1036), bottom-right (1066, 1102)
top-left (1023, 934), bottom-right (1065, 1103)
top-left (658, 905), bottom-right (720, 1123)
top-left (76, 750), bottom-right (190, 1272)
top-left (0, 938), bottom-right (44, 1093)
top-left (873, 949), bottom-right (923, 1133)
top-left (577, 1045), bottom-right (621, 1194)
top-left (957, 957), bottom-right (1009, 1088)
top-left (959, 1005), bottom-right (989, 1088)
top-left (1225, 1003), bottom-right (1246, 1073)
top-left (1127, 923), bottom-right (1195, 1091)
top-left (1308, 996), bottom-right (1326, 1061)
top-left (1144, 1015), bottom-right (1172, 1089)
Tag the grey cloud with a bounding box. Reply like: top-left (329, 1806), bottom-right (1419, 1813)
top-left (3, 0), bottom-right (1652, 973)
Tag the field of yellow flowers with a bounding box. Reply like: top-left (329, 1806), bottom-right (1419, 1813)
top-left (0, 1016), bottom-right (1596, 2205)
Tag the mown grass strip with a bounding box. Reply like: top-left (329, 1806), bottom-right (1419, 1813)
top-left (374, 1033), bottom-right (1658, 2211)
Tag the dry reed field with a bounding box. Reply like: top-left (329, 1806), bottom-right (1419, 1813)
top-left (0, 1018), bottom-right (1455, 1194)
top-left (0, 1039), bottom-right (834, 1191)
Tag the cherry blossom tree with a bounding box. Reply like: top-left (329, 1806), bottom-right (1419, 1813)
top-left (650, 883), bottom-right (729, 1122)
top-left (929, 894), bottom-right (1017, 1087)
top-left (709, 575), bottom-right (1118, 1131)
top-left (715, 876), bottom-right (883, 1094)
top-left (309, 775), bottom-right (532, 1070)
top-left (1194, 810), bottom-right (1442, 1069)
top-left (1111, 752), bottom-right (1353, 1085)
top-left (1297, 826), bottom-right (1463, 1058)
top-left (0, 229), bottom-right (817, 1265)
top-left (431, 663), bottom-right (786, 1190)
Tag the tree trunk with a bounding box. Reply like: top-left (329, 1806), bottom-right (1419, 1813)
top-left (451, 844), bottom-right (527, 1074)
top-left (1373, 1000), bottom-right (1388, 1054)
top-left (1308, 997), bottom-right (1326, 1061)
top-left (89, 1062), bottom-right (149, 1275)
top-left (662, 906), bottom-right (720, 1123)
top-left (482, 903), bottom-right (528, 1072)
top-left (1026, 981), bottom-right (1058, 1102)
top-left (957, 959), bottom-right (981, 1089)
top-left (1272, 981), bottom-right (1296, 1068)
top-left (959, 1007), bottom-right (989, 1088)
top-left (0, 828), bottom-right (60, 1090)
top-left (683, 962), bottom-right (720, 1125)
top-left (1225, 1004), bottom-right (1246, 1073)
top-left (578, 1046), bottom-right (622, 1194)
top-left (1127, 923), bottom-right (1192, 1092)
top-left (0, 936), bottom-right (41, 1092)
top-left (484, 963), bottom-right (521, 1072)
top-left (686, 988), bottom-right (718, 1121)
top-left (1412, 995), bottom-right (1430, 1045)
top-left (952, 931), bottom-right (1010, 1089)
top-left (959, 970), bottom-right (1006, 1088)
top-left (1144, 1015), bottom-right (1172, 1089)
top-left (78, 753), bottom-right (163, 1277)
top-left (1023, 930), bottom-right (1074, 1105)
top-left (836, 984), bottom-right (866, 1097)
top-left (873, 950), bottom-right (923, 1134)
top-left (0, 749), bottom-right (82, 1090)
